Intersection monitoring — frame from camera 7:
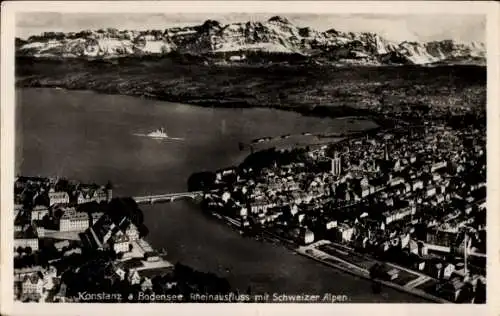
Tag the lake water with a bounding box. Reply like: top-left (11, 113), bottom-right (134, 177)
top-left (16, 88), bottom-right (426, 302)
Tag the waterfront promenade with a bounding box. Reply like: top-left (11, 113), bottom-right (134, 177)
top-left (296, 241), bottom-right (448, 303)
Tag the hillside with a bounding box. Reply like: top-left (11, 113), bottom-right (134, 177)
top-left (16, 56), bottom-right (486, 124)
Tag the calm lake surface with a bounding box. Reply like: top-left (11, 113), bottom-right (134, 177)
top-left (16, 88), bottom-right (426, 302)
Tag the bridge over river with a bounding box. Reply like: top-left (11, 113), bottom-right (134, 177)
top-left (133, 191), bottom-right (204, 204)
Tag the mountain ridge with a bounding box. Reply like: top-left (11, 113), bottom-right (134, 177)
top-left (16, 16), bottom-right (486, 65)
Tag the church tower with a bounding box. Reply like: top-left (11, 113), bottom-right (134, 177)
top-left (331, 152), bottom-right (342, 176)
top-left (105, 181), bottom-right (113, 203)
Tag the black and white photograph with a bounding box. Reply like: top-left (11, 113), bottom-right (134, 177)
top-left (1, 1), bottom-right (497, 312)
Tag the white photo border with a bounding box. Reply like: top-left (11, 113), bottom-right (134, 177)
top-left (1, 2), bottom-right (499, 316)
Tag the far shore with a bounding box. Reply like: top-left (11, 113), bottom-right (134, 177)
top-left (16, 85), bottom-right (390, 132)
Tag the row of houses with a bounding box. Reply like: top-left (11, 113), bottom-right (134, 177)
top-left (14, 226), bottom-right (39, 252)
top-left (15, 177), bottom-right (112, 207)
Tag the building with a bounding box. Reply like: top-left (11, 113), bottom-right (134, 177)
top-left (431, 161), bottom-right (447, 172)
top-left (81, 213), bottom-right (119, 250)
top-left (238, 207), bottom-right (248, 217)
top-left (81, 213), bottom-right (134, 252)
top-left (412, 180), bottom-right (424, 191)
top-left (128, 270), bottom-right (142, 285)
top-left (426, 186), bottom-right (437, 197)
top-left (105, 182), bottom-right (113, 202)
top-left (335, 224), bottom-right (355, 243)
top-left (91, 212), bottom-right (104, 224)
top-left (77, 188), bottom-right (108, 204)
top-left (119, 218), bottom-right (140, 241)
top-left (325, 220), bottom-right (338, 230)
top-left (228, 54), bottom-right (246, 62)
top-left (425, 228), bottom-right (458, 252)
top-left (291, 227), bottom-right (315, 245)
top-left (331, 153), bottom-right (342, 176)
top-left (215, 167), bottom-right (238, 183)
top-left (14, 266), bottom-right (44, 282)
top-left (141, 277), bottom-right (153, 292)
top-left (249, 200), bottom-right (276, 214)
top-left (63, 247), bottom-right (82, 257)
top-left (443, 263), bottom-right (456, 280)
top-left (15, 209), bottom-right (31, 227)
top-left (54, 240), bottom-right (70, 251)
top-left (77, 192), bottom-right (88, 204)
top-left (389, 177), bottom-right (404, 187)
top-left (31, 205), bottom-right (49, 221)
top-left (113, 265), bottom-right (127, 281)
top-left (21, 273), bottom-right (44, 301)
top-left (14, 203), bottom-right (23, 215)
top-left (303, 229), bottom-right (315, 244)
top-left (48, 191), bottom-right (70, 206)
top-left (53, 283), bottom-right (67, 302)
top-left (110, 231), bottom-right (130, 254)
top-left (43, 266), bottom-right (58, 292)
top-left (438, 277), bottom-right (465, 302)
top-left (14, 228), bottom-right (39, 251)
top-left (360, 185), bottom-right (371, 198)
top-left (382, 206), bottom-right (416, 225)
top-left (59, 208), bottom-right (91, 232)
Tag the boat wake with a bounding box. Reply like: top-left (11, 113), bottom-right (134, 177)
top-left (133, 134), bottom-right (185, 141)
top-left (133, 127), bottom-right (185, 141)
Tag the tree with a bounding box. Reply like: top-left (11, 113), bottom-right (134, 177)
top-left (53, 208), bottom-right (63, 219)
top-left (25, 246), bottom-right (33, 256)
top-left (137, 223), bottom-right (149, 238)
top-left (107, 28), bottom-right (119, 36)
top-left (150, 30), bottom-right (163, 39)
top-left (457, 283), bottom-right (474, 303)
top-left (152, 275), bottom-right (164, 294)
top-left (474, 279), bottom-right (486, 303)
top-left (34, 193), bottom-right (50, 207)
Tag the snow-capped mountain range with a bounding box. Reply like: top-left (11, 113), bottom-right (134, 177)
top-left (16, 16), bottom-right (486, 65)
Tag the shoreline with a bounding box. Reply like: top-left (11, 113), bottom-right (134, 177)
top-left (201, 209), bottom-right (443, 303)
top-left (295, 244), bottom-right (447, 303)
top-left (15, 57), bottom-right (486, 132)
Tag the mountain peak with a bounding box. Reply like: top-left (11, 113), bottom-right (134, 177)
top-left (202, 19), bottom-right (222, 28)
top-left (325, 28), bottom-right (340, 35)
top-left (268, 16), bottom-right (291, 24)
top-left (196, 19), bottom-right (222, 33)
top-left (16, 16), bottom-right (485, 66)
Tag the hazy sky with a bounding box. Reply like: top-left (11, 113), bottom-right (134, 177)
top-left (16, 12), bottom-right (485, 43)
